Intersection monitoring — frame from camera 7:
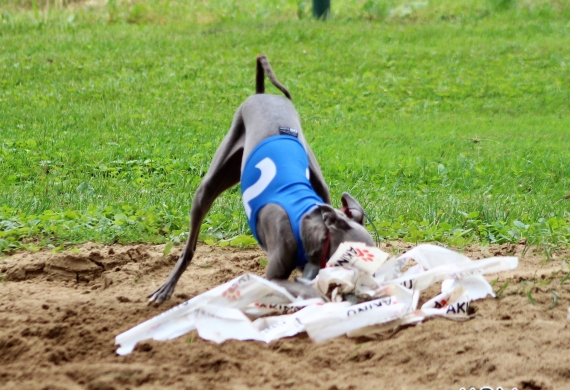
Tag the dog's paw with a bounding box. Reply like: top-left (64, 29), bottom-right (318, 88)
top-left (270, 279), bottom-right (327, 301)
top-left (290, 283), bottom-right (328, 301)
top-left (147, 283), bottom-right (175, 305)
top-left (298, 286), bottom-right (328, 301)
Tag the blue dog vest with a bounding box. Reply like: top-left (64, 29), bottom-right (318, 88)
top-left (240, 135), bottom-right (324, 267)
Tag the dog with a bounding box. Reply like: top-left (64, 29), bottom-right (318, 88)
top-left (148, 55), bottom-right (374, 303)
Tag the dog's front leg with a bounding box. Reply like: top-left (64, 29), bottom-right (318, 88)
top-left (305, 146), bottom-right (331, 205)
top-left (147, 183), bottom-right (230, 303)
top-left (148, 110), bottom-right (246, 304)
top-left (258, 205), bottom-right (324, 300)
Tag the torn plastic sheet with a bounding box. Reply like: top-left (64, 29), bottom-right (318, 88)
top-left (244, 298), bottom-right (324, 317)
top-left (378, 256), bottom-right (518, 292)
top-left (115, 243), bottom-right (518, 354)
top-left (304, 296), bottom-right (407, 343)
top-left (326, 242), bottom-right (389, 274)
top-left (115, 274), bottom-right (296, 355)
top-left (347, 286), bottom-right (473, 339)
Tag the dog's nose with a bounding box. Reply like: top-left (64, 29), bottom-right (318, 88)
top-left (302, 263), bottom-right (320, 280)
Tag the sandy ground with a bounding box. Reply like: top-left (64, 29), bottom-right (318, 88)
top-left (1, 242), bottom-right (570, 390)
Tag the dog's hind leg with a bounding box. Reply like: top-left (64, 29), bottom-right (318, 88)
top-left (148, 109), bottom-right (245, 304)
top-left (306, 148), bottom-right (331, 205)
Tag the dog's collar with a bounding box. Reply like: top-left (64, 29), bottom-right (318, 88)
top-left (320, 232), bottom-right (331, 269)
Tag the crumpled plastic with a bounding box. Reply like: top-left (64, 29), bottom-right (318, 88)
top-left (115, 243), bottom-right (518, 355)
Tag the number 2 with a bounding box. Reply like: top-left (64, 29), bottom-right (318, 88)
top-left (243, 157), bottom-right (276, 219)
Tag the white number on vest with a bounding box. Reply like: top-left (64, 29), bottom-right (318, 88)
top-left (243, 157), bottom-right (277, 219)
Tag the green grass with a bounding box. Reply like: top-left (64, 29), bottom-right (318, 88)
top-left (1, 0), bottom-right (569, 253)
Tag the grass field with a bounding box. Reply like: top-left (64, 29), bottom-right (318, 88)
top-left (1, 0), bottom-right (569, 253)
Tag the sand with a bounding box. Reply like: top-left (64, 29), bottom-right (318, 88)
top-left (1, 242), bottom-right (569, 390)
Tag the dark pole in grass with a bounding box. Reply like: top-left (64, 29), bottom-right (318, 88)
top-left (313, 0), bottom-right (330, 19)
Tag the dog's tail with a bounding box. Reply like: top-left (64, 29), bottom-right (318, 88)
top-left (256, 55), bottom-right (292, 100)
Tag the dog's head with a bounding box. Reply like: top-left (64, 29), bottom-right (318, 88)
top-left (301, 192), bottom-right (375, 279)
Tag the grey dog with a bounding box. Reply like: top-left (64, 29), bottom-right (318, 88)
top-left (148, 55), bottom-right (374, 303)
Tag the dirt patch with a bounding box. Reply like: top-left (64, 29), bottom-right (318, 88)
top-left (1, 242), bottom-right (569, 390)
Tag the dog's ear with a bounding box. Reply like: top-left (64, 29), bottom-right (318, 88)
top-left (340, 192), bottom-right (365, 226)
top-left (318, 204), bottom-right (351, 232)
top-left (300, 207), bottom-right (329, 269)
